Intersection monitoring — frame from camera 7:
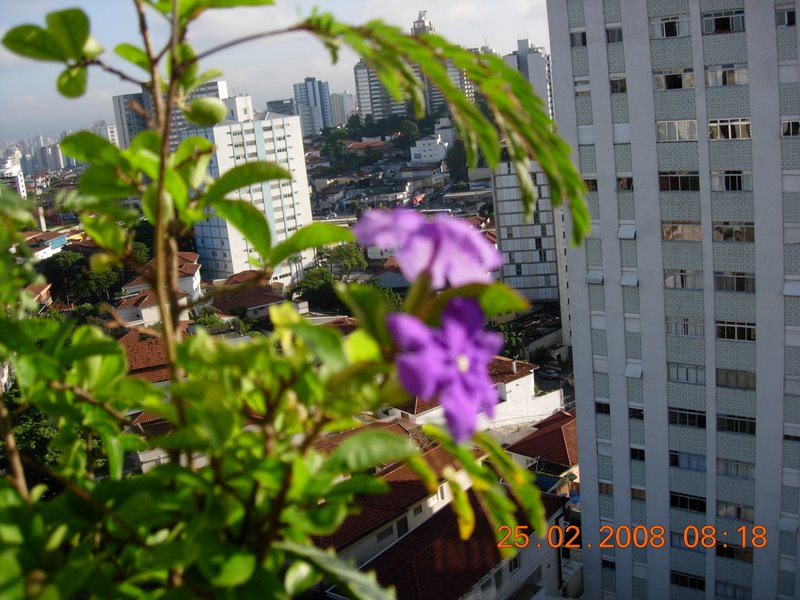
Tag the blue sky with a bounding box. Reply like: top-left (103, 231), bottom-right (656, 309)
top-left (0, 0), bottom-right (549, 144)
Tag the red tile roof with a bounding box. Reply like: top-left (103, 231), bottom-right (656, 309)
top-left (117, 289), bottom-right (187, 310)
top-left (117, 323), bottom-right (191, 383)
top-left (124, 252), bottom-right (200, 288)
top-left (358, 490), bottom-right (564, 600)
top-left (505, 411), bottom-right (578, 468)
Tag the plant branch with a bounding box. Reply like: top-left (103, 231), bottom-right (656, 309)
top-left (85, 59), bottom-right (146, 87)
top-left (49, 382), bottom-right (133, 426)
top-left (185, 26), bottom-right (302, 70)
top-left (0, 391), bottom-right (29, 501)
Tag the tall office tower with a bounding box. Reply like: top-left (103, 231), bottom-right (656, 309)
top-left (354, 58), bottom-right (409, 122)
top-left (292, 77), bottom-right (333, 137)
top-left (112, 93), bottom-right (148, 149)
top-left (492, 42), bottom-right (570, 331)
top-left (409, 11), bottom-right (475, 114)
top-left (330, 91), bottom-right (357, 127)
top-left (1, 159), bottom-right (26, 199)
top-left (91, 120), bottom-right (119, 148)
top-left (181, 96), bottom-right (313, 282)
top-left (547, 2), bottom-right (800, 599)
top-left (266, 98), bottom-right (297, 116)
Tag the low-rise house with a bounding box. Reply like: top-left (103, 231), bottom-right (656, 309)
top-left (410, 134), bottom-right (448, 164)
top-left (15, 230), bottom-right (68, 262)
top-left (211, 270), bottom-right (294, 320)
top-left (385, 357), bottom-right (564, 431)
top-left (122, 252), bottom-right (201, 301)
top-left (115, 289), bottom-right (189, 326)
top-left (24, 282), bottom-right (52, 312)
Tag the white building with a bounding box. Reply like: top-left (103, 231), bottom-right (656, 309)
top-left (548, 2), bottom-right (800, 599)
top-left (354, 59), bottom-right (409, 122)
top-left (409, 134), bottom-right (448, 163)
top-left (504, 40), bottom-right (554, 120)
top-left (112, 92), bottom-right (148, 149)
top-left (293, 77), bottom-right (333, 137)
top-left (181, 97), bottom-right (314, 282)
top-left (330, 91), bottom-right (357, 127)
top-left (1, 159), bottom-right (26, 199)
top-left (91, 120), bottom-right (119, 148)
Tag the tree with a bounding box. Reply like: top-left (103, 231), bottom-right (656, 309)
top-left (394, 119), bottom-right (420, 149)
top-left (479, 201), bottom-right (494, 219)
top-left (294, 267), bottom-right (346, 312)
top-left (37, 251), bottom-right (123, 304)
top-left (497, 324), bottom-right (526, 359)
top-left (329, 243), bottom-right (367, 278)
top-left (345, 113), bottom-right (361, 134)
top-left (131, 241), bottom-right (150, 265)
top-left (446, 139), bottom-right (469, 183)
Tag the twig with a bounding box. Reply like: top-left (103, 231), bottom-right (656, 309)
top-left (49, 382), bottom-right (133, 426)
top-left (184, 26), bottom-right (302, 70)
top-left (0, 391), bottom-right (29, 501)
top-left (86, 59), bottom-right (145, 87)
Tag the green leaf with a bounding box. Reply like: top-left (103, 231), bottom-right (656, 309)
top-left (45, 9), bottom-right (89, 59)
top-left (61, 132), bottom-right (121, 165)
top-left (81, 215), bottom-right (128, 255)
top-left (284, 560), bottom-right (318, 596)
top-left (2, 25), bottom-right (66, 62)
top-left (202, 162), bottom-right (290, 206)
top-left (114, 43), bottom-right (149, 71)
top-left (269, 223), bottom-right (354, 268)
top-left (443, 466), bottom-right (475, 539)
top-left (343, 329), bottom-right (381, 363)
top-left (56, 66), bottom-right (87, 98)
top-left (289, 320), bottom-right (346, 373)
top-left (275, 541), bottom-right (394, 600)
top-left (183, 97), bottom-right (227, 126)
top-left (429, 283), bottom-right (529, 323)
top-left (174, 136), bottom-right (214, 189)
top-left (81, 36), bottom-right (104, 60)
top-left (325, 429), bottom-right (417, 474)
top-left (0, 550), bottom-right (24, 600)
top-left (199, 552), bottom-right (256, 588)
top-left (335, 283), bottom-right (392, 347)
top-left (211, 199), bottom-right (272, 262)
top-left (79, 165), bottom-right (137, 198)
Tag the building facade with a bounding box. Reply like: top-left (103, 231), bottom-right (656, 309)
top-left (354, 58), bottom-right (409, 122)
top-left (547, 1), bottom-right (800, 598)
top-left (181, 97), bottom-right (313, 282)
top-left (330, 91), bottom-right (357, 127)
top-left (112, 93), bottom-right (148, 149)
top-left (293, 77), bottom-right (333, 137)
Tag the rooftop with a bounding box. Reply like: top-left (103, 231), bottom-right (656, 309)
top-left (505, 411), bottom-right (578, 469)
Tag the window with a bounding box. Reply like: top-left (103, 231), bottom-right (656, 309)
top-left (667, 363), bottom-right (706, 385)
top-left (717, 458), bottom-right (755, 480)
top-left (709, 118), bottom-right (751, 139)
top-left (654, 68), bottom-right (694, 90)
top-left (508, 556), bottom-right (520, 573)
top-left (656, 119), bottom-right (697, 141)
top-left (629, 407), bottom-right (644, 420)
top-left (606, 27), bottom-right (623, 43)
top-left (716, 368), bottom-right (756, 390)
top-left (599, 482), bottom-right (614, 495)
top-left (715, 581), bottom-right (752, 600)
top-left (650, 16), bottom-right (690, 38)
top-left (670, 451), bottom-right (706, 472)
top-left (610, 77), bottom-right (627, 93)
top-left (672, 531), bottom-right (704, 553)
top-left (574, 78), bottom-right (591, 96)
top-left (617, 177), bottom-right (634, 190)
top-left (782, 120), bottom-right (800, 136)
top-left (705, 64), bottom-right (749, 87)
top-left (717, 501), bottom-right (755, 521)
top-left (480, 579), bottom-right (492, 593)
top-left (714, 271), bottom-right (755, 293)
top-left (777, 8), bottom-right (796, 27)
top-left (631, 488), bottom-right (647, 500)
top-left (716, 543), bottom-right (754, 562)
top-left (671, 571), bottom-right (706, 591)
top-left (396, 516), bottom-right (409, 536)
top-left (664, 269), bottom-right (703, 289)
top-left (376, 525), bottom-right (394, 541)
top-left (669, 408), bottom-right (707, 428)
top-left (715, 321), bottom-right (756, 341)
top-left (595, 402), bottom-right (611, 415)
top-left (494, 569), bottom-right (503, 590)
top-left (670, 493), bottom-right (707, 513)
top-left (659, 170), bottom-right (700, 191)
top-left (515, 264), bottom-right (522, 276)
top-left (662, 221), bottom-right (702, 241)
top-left (717, 414), bottom-right (756, 435)
top-left (711, 170), bottom-right (753, 191)
top-left (571, 31), bottom-right (587, 47)
top-left (601, 559), bottom-right (616, 570)
top-left (712, 222), bottom-right (755, 242)
top-left (702, 10), bottom-right (745, 34)
top-left (666, 317), bottom-right (705, 337)
top-left (583, 178), bottom-right (598, 191)
top-left (413, 505), bottom-right (422, 516)
top-left (630, 447), bottom-right (646, 461)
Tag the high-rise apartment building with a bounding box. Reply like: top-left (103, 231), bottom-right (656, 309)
top-left (492, 43), bottom-right (570, 342)
top-left (181, 96), bottom-right (313, 282)
top-left (91, 120), bottom-right (119, 148)
top-left (353, 59), bottom-right (409, 122)
top-left (112, 93), bottom-right (148, 149)
top-left (266, 98), bottom-right (297, 116)
top-left (330, 91), bottom-right (357, 127)
top-left (547, 1), bottom-right (800, 598)
top-left (293, 77), bottom-right (333, 137)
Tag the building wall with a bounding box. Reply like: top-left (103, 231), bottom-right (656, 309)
top-left (548, 1), bottom-right (800, 598)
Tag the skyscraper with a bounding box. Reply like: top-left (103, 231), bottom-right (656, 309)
top-left (353, 58), bottom-right (409, 122)
top-left (547, 2), bottom-right (799, 598)
top-left (112, 93), bottom-right (148, 149)
top-left (181, 96), bottom-right (314, 282)
top-left (330, 91), bottom-right (357, 127)
top-left (292, 77), bottom-right (333, 136)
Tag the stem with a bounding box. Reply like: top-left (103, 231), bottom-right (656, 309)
top-left (86, 59), bottom-right (145, 87)
top-left (0, 391), bottom-right (29, 501)
top-left (186, 26), bottom-right (301, 69)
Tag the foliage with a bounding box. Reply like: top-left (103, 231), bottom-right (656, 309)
top-left (191, 310), bottom-right (226, 328)
top-left (328, 243), bottom-right (367, 278)
top-left (446, 139), bottom-right (469, 183)
top-left (295, 267), bottom-right (347, 312)
top-left (478, 201), bottom-right (494, 219)
top-left (496, 323), bottom-right (526, 359)
top-left (0, 3), bottom-right (587, 599)
top-left (393, 119), bottom-right (420, 149)
top-left (36, 250), bottom-right (123, 304)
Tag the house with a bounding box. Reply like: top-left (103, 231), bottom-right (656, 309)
top-left (211, 270), bottom-right (291, 320)
top-left (506, 411), bottom-right (579, 496)
top-left (410, 134), bottom-right (448, 164)
top-left (24, 282), bottom-right (52, 312)
top-left (117, 325), bottom-right (194, 385)
top-left (115, 289), bottom-right (189, 327)
top-left (15, 230), bottom-right (68, 262)
top-left (122, 251), bottom-right (201, 301)
top-left (385, 357), bottom-right (564, 430)
top-left (327, 490), bottom-right (573, 600)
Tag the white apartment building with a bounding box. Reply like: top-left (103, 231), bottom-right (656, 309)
top-left (492, 42), bottom-right (571, 342)
top-left (1, 159), bottom-right (26, 199)
top-left (409, 134), bottom-right (448, 163)
top-left (91, 120), bottom-right (118, 148)
top-left (181, 96), bottom-right (314, 282)
top-left (293, 77), bottom-right (333, 137)
top-left (547, 1), bottom-right (800, 599)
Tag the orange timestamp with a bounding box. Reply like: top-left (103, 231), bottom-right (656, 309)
top-left (497, 524), bottom-right (768, 550)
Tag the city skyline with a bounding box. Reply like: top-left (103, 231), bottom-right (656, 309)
top-left (0, 0), bottom-right (549, 144)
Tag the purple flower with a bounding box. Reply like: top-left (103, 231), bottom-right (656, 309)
top-left (354, 208), bottom-right (502, 289)
top-left (387, 297), bottom-right (503, 442)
